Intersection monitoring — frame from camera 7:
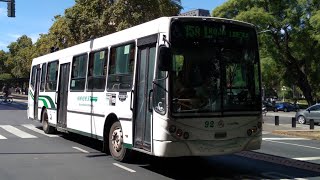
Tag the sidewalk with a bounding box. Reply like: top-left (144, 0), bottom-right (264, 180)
top-left (11, 93), bottom-right (28, 104)
top-left (263, 117), bottom-right (320, 140)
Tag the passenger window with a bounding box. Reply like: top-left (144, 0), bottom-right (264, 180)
top-left (107, 43), bottom-right (135, 91)
top-left (30, 66), bottom-right (37, 89)
top-left (87, 49), bottom-right (108, 91)
top-left (70, 54), bottom-right (88, 91)
top-left (40, 63), bottom-right (47, 91)
top-left (46, 61), bottom-right (59, 91)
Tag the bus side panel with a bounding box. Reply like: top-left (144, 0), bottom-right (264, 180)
top-left (42, 92), bottom-right (57, 125)
top-left (91, 91), bottom-right (107, 138)
top-left (105, 92), bottom-right (133, 146)
top-left (67, 92), bottom-right (92, 134)
top-left (28, 84), bottom-right (34, 119)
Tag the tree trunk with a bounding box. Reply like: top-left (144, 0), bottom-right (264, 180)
top-left (295, 69), bottom-right (314, 106)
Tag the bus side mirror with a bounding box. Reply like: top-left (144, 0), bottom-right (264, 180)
top-left (158, 45), bottom-right (171, 71)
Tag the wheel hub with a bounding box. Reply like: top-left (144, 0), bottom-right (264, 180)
top-left (111, 128), bottom-right (123, 152)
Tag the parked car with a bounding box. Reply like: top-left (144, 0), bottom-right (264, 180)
top-left (274, 102), bottom-right (299, 112)
top-left (295, 103), bottom-right (320, 124)
top-left (262, 101), bottom-right (275, 112)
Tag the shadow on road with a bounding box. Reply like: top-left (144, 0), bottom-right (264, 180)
top-left (57, 131), bottom-right (320, 179)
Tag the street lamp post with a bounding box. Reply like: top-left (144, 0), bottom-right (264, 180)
top-left (281, 86), bottom-right (286, 102)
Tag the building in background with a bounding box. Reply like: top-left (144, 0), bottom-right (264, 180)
top-left (180, 9), bottom-right (210, 17)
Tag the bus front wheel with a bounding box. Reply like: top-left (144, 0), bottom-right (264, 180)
top-left (42, 109), bottom-right (55, 134)
top-left (108, 121), bottom-right (131, 162)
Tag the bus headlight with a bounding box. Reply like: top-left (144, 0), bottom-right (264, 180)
top-left (169, 125), bottom-right (176, 133)
top-left (176, 129), bottom-right (183, 137)
top-left (183, 132), bottom-right (189, 139)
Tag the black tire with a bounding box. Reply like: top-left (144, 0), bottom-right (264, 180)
top-left (284, 108), bottom-right (288, 112)
top-left (108, 121), bottom-right (131, 162)
top-left (42, 109), bottom-right (55, 134)
top-left (297, 115), bottom-right (306, 124)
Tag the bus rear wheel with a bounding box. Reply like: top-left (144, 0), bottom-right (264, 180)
top-left (108, 121), bottom-right (131, 162)
top-left (42, 109), bottom-right (55, 134)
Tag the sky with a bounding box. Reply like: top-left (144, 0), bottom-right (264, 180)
top-left (0, 0), bottom-right (226, 52)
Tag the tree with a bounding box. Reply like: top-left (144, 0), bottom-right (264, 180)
top-left (64, 0), bottom-right (115, 44)
top-left (213, 0), bottom-right (320, 105)
top-left (1, 0), bottom-right (183, 79)
top-left (108, 0), bottom-right (182, 31)
top-left (6, 35), bottom-right (35, 78)
top-left (34, 16), bottom-right (76, 56)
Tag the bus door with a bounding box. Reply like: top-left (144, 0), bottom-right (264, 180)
top-left (57, 63), bottom-right (70, 129)
top-left (33, 65), bottom-right (41, 120)
top-left (134, 35), bottom-right (157, 151)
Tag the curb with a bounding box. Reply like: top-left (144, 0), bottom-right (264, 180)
top-left (271, 130), bottom-right (320, 140)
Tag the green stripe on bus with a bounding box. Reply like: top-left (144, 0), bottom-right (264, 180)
top-left (38, 98), bottom-right (48, 108)
top-left (123, 143), bottom-right (133, 149)
top-left (29, 91), bottom-right (56, 109)
top-left (39, 95), bottom-right (56, 109)
top-left (29, 90), bottom-right (34, 100)
top-left (67, 128), bottom-right (103, 140)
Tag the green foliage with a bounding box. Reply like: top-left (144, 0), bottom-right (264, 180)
top-left (0, 50), bottom-right (10, 74)
top-left (6, 35), bottom-right (34, 78)
top-left (109, 0), bottom-right (181, 31)
top-left (213, 0), bottom-right (320, 105)
top-left (0, 73), bottom-right (12, 80)
top-left (1, 0), bottom-right (181, 86)
top-left (64, 0), bottom-right (114, 44)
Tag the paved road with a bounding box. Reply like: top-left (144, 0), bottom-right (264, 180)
top-left (0, 103), bottom-right (320, 179)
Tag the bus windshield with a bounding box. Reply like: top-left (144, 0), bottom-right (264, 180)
top-left (170, 19), bottom-right (261, 115)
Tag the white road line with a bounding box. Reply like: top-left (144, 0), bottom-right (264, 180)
top-left (22, 124), bottom-right (59, 137)
top-left (264, 139), bottom-right (320, 150)
top-left (263, 138), bottom-right (308, 140)
top-left (0, 134), bottom-right (7, 139)
top-left (293, 157), bottom-right (320, 161)
top-left (113, 163), bottom-right (136, 173)
top-left (0, 125), bottom-right (37, 138)
top-left (72, 146), bottom-right (89, 153)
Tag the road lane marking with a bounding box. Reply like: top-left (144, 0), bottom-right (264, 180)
top-left (0, 134), bottom-right (7, 139)
top-left (72, 146), bottom-right (89, 153)
top-left (263, 138), bottom-right (308, 140)
top-left (113, 163), bottom-right (136, 173)
top-left (0, 125), bottom-right (37, 138)
top-left (22, 124), bottom-right (59, 137)
top-left (263, 139), bottom-right (320, 150)
top-left (293, 157), bottom-right (320, 161)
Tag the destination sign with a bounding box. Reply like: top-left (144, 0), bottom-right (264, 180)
top-left (171, 21), bottom-right (252, 42)
top-left (183, 25), bottom-right (250, 40)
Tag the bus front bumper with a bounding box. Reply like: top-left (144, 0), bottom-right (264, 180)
top-left (153, 135), bottom-right (262, 157)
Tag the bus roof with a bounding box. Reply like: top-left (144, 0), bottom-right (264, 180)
top-left (31, 16), bottom-right (255, 65)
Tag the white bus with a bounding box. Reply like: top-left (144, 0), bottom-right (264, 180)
top-left (28, 16), bottom-right (263, 162)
